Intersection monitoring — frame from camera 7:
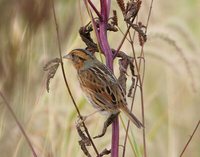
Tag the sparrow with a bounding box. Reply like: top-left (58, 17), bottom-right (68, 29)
top-left (63, 49), bottom-right (143, 129)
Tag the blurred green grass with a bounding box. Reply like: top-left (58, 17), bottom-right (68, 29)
top-left (0, 0), bottom-right (199, 157)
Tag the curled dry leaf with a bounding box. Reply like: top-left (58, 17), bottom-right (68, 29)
top-left (117, 52), bottom-right (137, 97)
top-left (98, 148), bottom-right (111, 157)
top-left (76, 123), bottom-right (91, 157)
top-left (79, 140), bottom-right (91, 157)
top-left (107, 23), bottom-right (118, 32)
top-left (128, 61), bottom-right (137, 97)
top-left (96, 18), bottom-right (118, 32)
top-left (43, 58), bottom-right (61, 92)
top-left (118, 58), bottom-right (128, 94)
top-left (76, 123), bottom-right (91, 146)
top-left (79, 21), bottom-right (119, 53)
top-left (79, 26), bottom-right (98, 53)
top-left (79, 19), bottom-right (118, 53)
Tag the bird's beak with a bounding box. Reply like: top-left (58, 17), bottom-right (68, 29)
top-left (63, 53), bottom-right (72, 59)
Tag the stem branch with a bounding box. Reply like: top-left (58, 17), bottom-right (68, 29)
top-left (88, 0), bottom-right (102, 19)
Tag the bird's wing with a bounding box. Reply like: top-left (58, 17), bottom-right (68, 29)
top-left (79, 63), bottom-right (126, 110)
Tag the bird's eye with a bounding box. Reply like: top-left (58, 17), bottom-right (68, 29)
top-left (72, 54), bottom-right (80, 62)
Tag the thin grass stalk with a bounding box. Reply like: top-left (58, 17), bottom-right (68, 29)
top-left (125, 30), bottom-right (146, 157)
top-left (50, 0), bottom-right (99, 155)
top-left (116, 25), bottom-right (132, 55)
top-left (117, 26), bottom-right (132, 43)
top-left (144, 0), bottom-right (154, 33)
top-left (88, 0), bottom-right (102, 19)
top-left (122, 16), bottom-right (140, 156)
top-left (78, 0), bottom-right (84, 25)
top-left (179, 120), bottom-right (200, 157)
top-left (0, 91), bottom-right (37, 157)
top-left (122, 24), bottom-right (137, 157)
top-left (122, 0), bottom-right (154, 156)
top-left (137, 1), bottom-right (154, 155)
top-left (120, 115), bottom-right (137, 156)
top-left (115, 19), bottom-right (135, 56)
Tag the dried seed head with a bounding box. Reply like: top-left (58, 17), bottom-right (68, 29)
top-left (116, 0), bottom-right (126, 13)
top-left (112, 10), bottom-right (118, 26)
top-left (138, 22), bottom-right (147, 46)
top-left (124, 0), bottom-right (142, 21)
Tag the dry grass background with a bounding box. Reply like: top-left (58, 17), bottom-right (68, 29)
top-left (0, 0), bottom-right (199, 157)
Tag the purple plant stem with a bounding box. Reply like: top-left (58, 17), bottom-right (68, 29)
top-left (111, 117), bottom-right (119, 157)
top-left (99, 0), bottom-right (113, 70)
top-left (100, 0), bottom-right (108, 21)
top-left (106, 0), bottom-right (111, 18)
top-left (99, 23), bottom-right (113, 69)
top-left (99, 1), bottom-right (119, 157)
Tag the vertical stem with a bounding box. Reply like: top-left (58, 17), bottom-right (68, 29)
top-left (106, 0), bottom-right (111, 18)
top-left (99, 22), bottom-right (113, 69)
top-left (85, 0), bottom-right (118, 155)
top-left (111, 117), bottom-right (119, 157)
top-left (99, 0), bottom-right (119, 157)
top-left (99, 0), bottom-right (113, 69)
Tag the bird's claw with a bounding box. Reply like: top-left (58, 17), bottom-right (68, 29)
top-left (93, 113), bottom-right (119, 139)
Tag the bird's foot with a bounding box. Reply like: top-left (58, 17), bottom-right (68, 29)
top-left (93, 112), bottom-right (119, 139)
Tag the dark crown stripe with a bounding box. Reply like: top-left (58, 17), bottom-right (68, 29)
top-left (74, 48), bottom-right (94, 58)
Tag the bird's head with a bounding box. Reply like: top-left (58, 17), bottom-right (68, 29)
top-left (63, 49), bottom-right (95, 70)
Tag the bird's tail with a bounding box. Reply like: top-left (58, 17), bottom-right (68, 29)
top-left (121, 106), bottom-right (143, 128)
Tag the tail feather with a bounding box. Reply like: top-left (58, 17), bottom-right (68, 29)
top-left (121, 106), bottom-right (143, 128)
